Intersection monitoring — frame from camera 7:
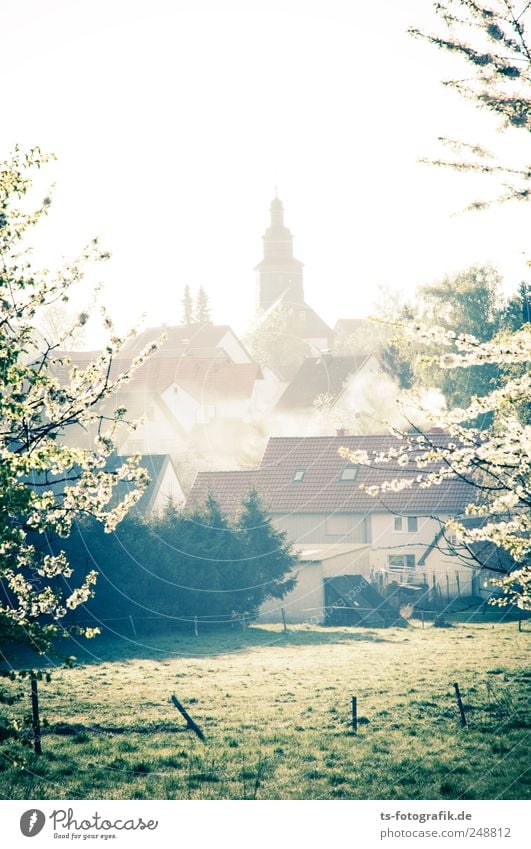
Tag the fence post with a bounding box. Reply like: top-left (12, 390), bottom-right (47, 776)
top-left (194, 616), bottom-right (199, 637)
top-left (453, 682), bottom-right (467, 727)
top-left (351, 696), bottom-right (357, 733)
top-left (171, 695), bottom-right (205, 742)
top-left (31, 675), bottom-right (42, 755)
top-left (455, 573), bottom-right (461, 598)
top-left (421, 610), bottom-right (425, 630)
top-left (446, 573), bottom-right (450, 603)
top-left (281, 607), bottom-right (287, 634)
top-left (129, 615), bottom-right (137, 637)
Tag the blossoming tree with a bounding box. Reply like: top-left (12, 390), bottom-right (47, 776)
top-left (340, 323), bottom-right (531, 608)
top-left (0, 148), bottom-right (156, 673)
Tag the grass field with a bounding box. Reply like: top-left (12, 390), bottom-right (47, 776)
top-left (1, 617), bottom-right (529, 800)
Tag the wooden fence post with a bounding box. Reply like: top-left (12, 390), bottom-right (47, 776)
top-left (446, 573), bottom-right (450, 603)
top-left (281, 607), bottom-right (287, 633)
top-left (455, 573), bottom-right (461, 598)
top-left (421, 610), bottom-right (425, 630)
top-left (129, 615), bottom-right (137, 637)
top-left (453, 682), bottom-right (467, 727)
top-left (31, 676), bottom-right (42, 755)
top-left (351, 696), bottom-right (357, 733)
top-left (171, 695), bottom-right (205, 742)
top-left (194, 616), bottom-right (199, 637)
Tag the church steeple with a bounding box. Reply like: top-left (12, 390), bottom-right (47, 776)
top-left (255, 195), bottom-right (304, 311)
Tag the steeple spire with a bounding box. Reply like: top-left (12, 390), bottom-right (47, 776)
top-left (254, 196), bottom-right (305, 310)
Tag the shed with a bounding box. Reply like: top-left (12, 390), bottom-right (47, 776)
top-left (258, 543), bottom-right (401, 626)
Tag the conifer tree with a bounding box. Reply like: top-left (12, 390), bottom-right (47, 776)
top-left (193, 286), bottom-right (212, 324)
top-left (181, 284), bottom-right (193, 325)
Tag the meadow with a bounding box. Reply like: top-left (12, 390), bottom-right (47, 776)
top-left (1, 615), bottom-right (529, 800)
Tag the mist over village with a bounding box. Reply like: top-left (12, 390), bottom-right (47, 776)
top-left (0, 0), bottom-right (530, 816)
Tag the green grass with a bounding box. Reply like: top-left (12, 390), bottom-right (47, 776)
top-left (0, 620), bottom-right (529, 800)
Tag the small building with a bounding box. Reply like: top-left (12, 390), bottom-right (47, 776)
top-left (258, 543), bottom-right (402, 626)
top-left (187, 435), bottom-right (486, 621)
top-left (27, 453), bottom-right (185, 519)
top-left (275, 352), bottom-right (384, 428)
top-left (110, 453), bottom-right (185, 515)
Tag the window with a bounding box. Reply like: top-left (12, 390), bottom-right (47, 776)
top-left (388, 554), bottom-right (416, 570)
top-left (393, 516), bottom-right (418, 533)
top-left (293, 470), bottom-right (305, 482)
top-left (326, 514), bottom-right (352, 535)
top-left (339, 467), bottom-right (357, 481)
top-left (299, 310), bottom-right (306, 321)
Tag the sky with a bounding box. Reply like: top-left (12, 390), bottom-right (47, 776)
top-left (3, 0), bottom-right (530, 342)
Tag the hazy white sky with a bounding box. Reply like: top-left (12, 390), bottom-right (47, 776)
top-left (3, 0), bottom-right (529, 340)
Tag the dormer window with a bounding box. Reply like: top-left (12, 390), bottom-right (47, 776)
top-left (339, 467), bottom-right (357, 481)
top-left (293, 470), bottom-right (305, 482)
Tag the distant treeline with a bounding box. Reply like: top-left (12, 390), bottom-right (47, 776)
top-left (54, 493), bottom-right (297, 633)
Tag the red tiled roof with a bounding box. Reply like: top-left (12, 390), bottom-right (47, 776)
top-left (188, 435), bottom-right (476, 516)
top-left (118, 357), bottom-right (262, 400)
top-left (121, 324), bottom-right (235, 354)
top-left (188, 470), bottom-right (260, 512)
top-left (50, 353), bottom-right (262, 401)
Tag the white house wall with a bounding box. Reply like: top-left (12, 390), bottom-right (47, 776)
top-left (150, 461), bottom-right (185, 513)
top-left (219, 330), bottom-right (253, 364)
top-left (118, 396), bottom-right (186, 456)
top-left (252, 374), bottom-right (286, 418)
top-left (272, 513), bottom-right (370, 545)
top-left (258, 562), bottom-right (324, 624)
top-left (258, 548), bottom-right (372, 625)
top-left (321, 548), bottom-right (371, 579)
top-left (369, 514), bottom-right (445, 572)
top-left (161, 385), bottom-right (200, 432)
top-left (419, 546), bottom-right (488, 599)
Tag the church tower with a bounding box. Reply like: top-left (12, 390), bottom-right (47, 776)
top-left (254, 196), bottom-right (305, 311)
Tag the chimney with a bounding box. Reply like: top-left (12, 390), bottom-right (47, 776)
top-left (336, 428), bottom-right (349, 437)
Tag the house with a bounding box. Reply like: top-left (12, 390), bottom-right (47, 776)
top-left (259, 544), bottom-right (404, 626)
top-left (121, 323), bottom-right (255, 364)
top-left (417, 520), bottom-right (517, 602)
top-left (49, 329), bottom-right (282, 470)
top-left (109, 453), bottom-right (185, 515)
top-left (27, 453), bottom-right (185, 518)
top-left (274, 352), bottom-right (385, 432)
top-left (187, 434), bottom-right (482, 623)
